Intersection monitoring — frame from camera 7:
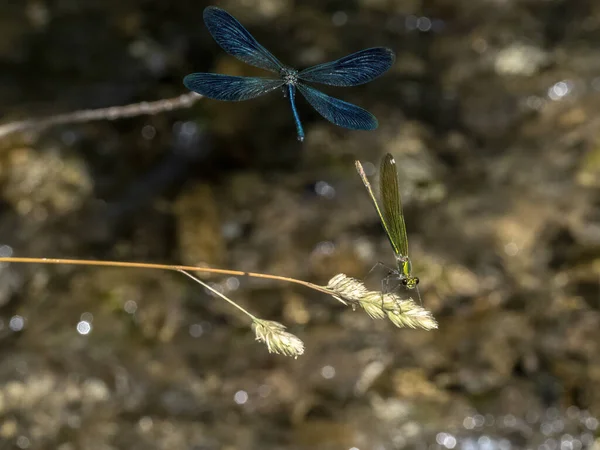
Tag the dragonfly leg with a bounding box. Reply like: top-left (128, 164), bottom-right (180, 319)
top-left (380, 273), bottom-right (403, 313)
top-left (379, 277), bottom-right (388, 310)
top-left (365, 261), bottom-right (399, 311)
top-left (366, 261), bottom-right (396, 309)
top-left (367, 261), bottom-right (395, 277)
top-left (380, 272), bottom-right (392, 310)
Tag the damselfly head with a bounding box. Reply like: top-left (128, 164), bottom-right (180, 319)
top-left (401, 276), bottom-right (419, 290)
top-left (397, 257), bottom-right (418, 289)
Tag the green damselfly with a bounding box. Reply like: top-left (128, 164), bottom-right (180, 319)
top-left (355, 153), bottom-right (420, 296)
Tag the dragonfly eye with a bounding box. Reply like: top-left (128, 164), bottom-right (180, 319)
top-left (414, 277), bottom-right (419, 285)
top-left (401, 279), bottom-right (408, 286)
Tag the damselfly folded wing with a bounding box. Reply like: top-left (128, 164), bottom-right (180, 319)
top-left (355, 160), bottom-right (399, 256)
top-left (183, 74), bottom-right (284, 101)
top-left (297, 83), bottom-right (377, 130)
top-left (298, 48), bottom-right (395, 86)
top-left (380, 154), bottom-right (409, 257)
top-left (203, 6), bottom-right (284, 73)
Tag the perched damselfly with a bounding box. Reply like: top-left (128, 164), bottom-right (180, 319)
top-left (183, 7), bottom-right (395, 141)
top-left (355, 153), bottom-right (420, 293)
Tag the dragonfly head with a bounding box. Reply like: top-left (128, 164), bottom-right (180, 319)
top-left (397, 256), bottom-right (419, 289)
top-left (280, 67), bottom-right (298, 85)
top-left (401, 276), bottom-right (419, 290)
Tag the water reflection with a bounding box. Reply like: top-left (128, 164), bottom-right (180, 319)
top-left (431, 409), bottom-right (600, 450)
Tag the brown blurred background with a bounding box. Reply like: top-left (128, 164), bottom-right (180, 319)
top-left (0, 0), bottom-right (599, 449)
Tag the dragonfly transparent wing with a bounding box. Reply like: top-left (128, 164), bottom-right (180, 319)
top-left (355, 160), bottom-right (399, 255)
top-left (183, 73), bottom-right (284, 101)
top-left (203, 6), bottom-right (284, 73)
top-left (297, 83), bottom-right (377, 130)
top-left (380, 154), bottom-right (409, 257)
top-left (298, 48), bottom-right (395, 86)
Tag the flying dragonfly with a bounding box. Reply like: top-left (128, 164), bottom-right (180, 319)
top-left (355, 153), bottom-right (420, 293)
top-left (183, 6), bottom-right (395, 142)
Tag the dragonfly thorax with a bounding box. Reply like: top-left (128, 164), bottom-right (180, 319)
top-left (395, 255), bottom-right (410, 269)
top-left (396, 256), bottom-right (419, 289)
top-left (280, 67), bottom-right (299, 85)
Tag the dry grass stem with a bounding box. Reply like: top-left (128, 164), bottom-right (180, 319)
top-left (0, 92), bottom-right (202, 140)
top-left (180, 271), bottom-right (305, 358)
top-left (0, 258), bottom-right (435, 357)
top-left (326, 273), bottom-right (438, 330)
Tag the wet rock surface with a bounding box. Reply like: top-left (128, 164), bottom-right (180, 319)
top-left (1, 0), bottom-right (599, 449)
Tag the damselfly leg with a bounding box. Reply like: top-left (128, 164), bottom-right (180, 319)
top-left (366, 261), bottom-right (403, 313)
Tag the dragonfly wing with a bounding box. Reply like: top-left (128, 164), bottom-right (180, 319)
top-left (203, 6), bottom-right (284, 73)
top-left (183, 73), bottom-right (284, 101)
top-left (298, 48), bottom-right (395, 86)
top-left (297, 83), bottom-right (377, 130)
top-left (355, 160), bottom-right (399, 255)
top-left (380, 153), bottom-right (409, 257)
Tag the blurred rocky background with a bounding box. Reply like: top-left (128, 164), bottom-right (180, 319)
top-left (1, 0), bottom-right (600, 449)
